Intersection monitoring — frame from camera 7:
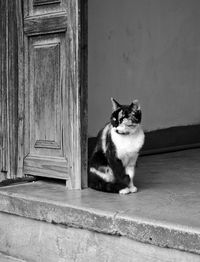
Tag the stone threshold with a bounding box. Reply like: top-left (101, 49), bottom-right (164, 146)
top-left (0, 149), bottom-right (200, 256)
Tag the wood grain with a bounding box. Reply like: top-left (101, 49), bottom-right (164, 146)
top-left (23, 0), bottom-right (87, 188)
top-left (34, 140), bottom-right (61, 149)
top-left (24, 13), bottom-right (68, 35)
top-left (16, 0), bottom-right (24, 178)
top-left (0, 0), bottom-right (19, 179)
top-left (66, 0), bottom-right (81, 188)
top-left (24, 0), bottom-right (66, 17)
top-left (80, 0), bottom-right (88, 188)
top-left (8, 0), bottom-right (19, 178)
top-left (24, 33), bottom-right (69, 177)
top-left (62, 0), bottom-right (88, 189)
top-left (30, 40), bottom-right (61, 153)
top-left (33, 0), bottom-right (61, 6)
top-left (24, 155), bottom-right (69, 179)
top-left (0, 0), bottom-right (88, 188)
top-left (0, 0), bottom-right (8, 175)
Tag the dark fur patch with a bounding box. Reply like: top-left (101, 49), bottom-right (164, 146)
top-left (88, 125), bottom-right (131, 193)
top-left (110, 104), bottom-right (142, 128)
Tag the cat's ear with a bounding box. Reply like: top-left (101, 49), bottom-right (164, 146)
top-left (111, 97), bottom-right (121, 111)
top-left (130, 99), bottom-right (141, 110)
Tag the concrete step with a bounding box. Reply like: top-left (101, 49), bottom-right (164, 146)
top-left (1, 212), bottom-right (200, 262)
top-left (0, 149), bottom-right (200, 261)
top-left (0, 253), bottom-right (26, 262)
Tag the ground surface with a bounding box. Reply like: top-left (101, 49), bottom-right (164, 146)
top-left (0, 149), bottom-right (200, 255)
top-left (0, 253), bottom-right (26, 262)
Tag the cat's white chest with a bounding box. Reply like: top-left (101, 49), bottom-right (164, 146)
top-left (111, 127), bottom-right (145, 166)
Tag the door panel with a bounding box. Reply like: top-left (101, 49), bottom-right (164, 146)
top-left (24, 33), bottom-right (69, 179)
top-left (23, 1), bottom-right (69, 180)
top-left (30, 35), bottom-right (63, 156)
top-left (24, 13), bottom-right (68, 35)
top-left (25, 0), bottom-right (66, 16)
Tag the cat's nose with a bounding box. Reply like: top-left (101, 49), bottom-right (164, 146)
top-left (123, 119), bottom-right (131, 124)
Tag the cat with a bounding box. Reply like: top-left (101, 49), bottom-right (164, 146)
top-left (88, 98), bottom-right (145, 194)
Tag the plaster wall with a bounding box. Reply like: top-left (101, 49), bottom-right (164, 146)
top-left (88, 0), bottom-right (200, 136)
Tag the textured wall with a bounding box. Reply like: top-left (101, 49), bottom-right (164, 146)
top-left (88, 0), bottom-right (200, 136)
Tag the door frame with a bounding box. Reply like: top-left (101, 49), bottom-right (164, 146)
top-left (0, 0), bottom-right (19, 180)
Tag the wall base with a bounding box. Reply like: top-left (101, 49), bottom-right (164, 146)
top-left (88, 124), bottom-right (200, 158)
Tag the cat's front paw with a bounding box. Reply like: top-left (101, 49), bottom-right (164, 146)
top-left (119, 187), bottom-right (130, 195)
top-left (129, 186), bottom-right (138, 193)
top-left (119, 186), bottom-right (138, 195)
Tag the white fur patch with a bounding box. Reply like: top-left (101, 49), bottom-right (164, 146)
top-left (90, 167), bottom-right (114, 182)
top-left (111, 125), bottom-right (145, 167)
top-left (101, 124), bottom-right (110, 154)
top-left (119, 186), bottom-right (138, 195)
top-left (125, 166), bottom-right (135, 180)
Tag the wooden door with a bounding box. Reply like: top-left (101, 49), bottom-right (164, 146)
top-left (17, 0), bottom-right (87, 189)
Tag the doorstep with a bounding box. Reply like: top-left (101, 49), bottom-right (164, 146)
top-left (0, 149), bottom-right (200, 255)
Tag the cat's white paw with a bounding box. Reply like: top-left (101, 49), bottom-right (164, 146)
top-left (119, 186), bottom-right (138, 195)
top-left (119, 187), bottom-right (130, 195)
top-left (129, 186), bottom-right (138, 193)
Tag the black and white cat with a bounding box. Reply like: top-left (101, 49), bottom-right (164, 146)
top-left (89, 98), bottom-right (145, 194)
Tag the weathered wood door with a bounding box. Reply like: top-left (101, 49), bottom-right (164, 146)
top-left (17, 0), bottom-right (87, 189)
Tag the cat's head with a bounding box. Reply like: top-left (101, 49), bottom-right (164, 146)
top-left (110, 98), bottom-right (142, 134)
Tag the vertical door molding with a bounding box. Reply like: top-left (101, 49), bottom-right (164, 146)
top-left (0, 0), bottom-right (19, 180)
top-left (16, 0), bottom-right (25, 178)
top-left (0, 0), bottom-right (9, 178)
